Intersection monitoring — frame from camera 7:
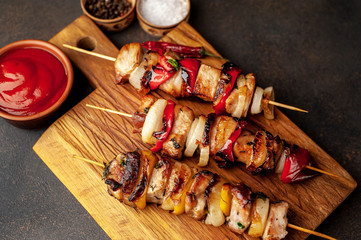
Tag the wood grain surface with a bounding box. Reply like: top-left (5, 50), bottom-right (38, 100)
top-left (33, 15), bottom-right (356, 240)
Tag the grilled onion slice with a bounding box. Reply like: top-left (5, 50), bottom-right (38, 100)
top-left (250, 86), bottom-right (264, 115)
top-left (261, 86), bottom-right (275, 119)
top-left (141, 99), bottom-right (167, 144)
top-left (184, 115), bottom-right (206, 157)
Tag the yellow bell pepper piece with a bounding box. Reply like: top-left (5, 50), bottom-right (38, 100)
top-left (220, 183), bottom-right (232, 216)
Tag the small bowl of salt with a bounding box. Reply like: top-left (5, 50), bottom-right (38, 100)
top-left (136, 0), bottom-right (190, 36)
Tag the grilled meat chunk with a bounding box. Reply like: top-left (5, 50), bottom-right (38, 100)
top-left (161, 161), bottom-right (192, 211)
top-left (128, 151), bottom-right (158, 209)
top-left (115, 43), bottom-right (143, 84)
top-left (161, 105), bottom-right (194, 159)
top-left (146, 157), bottom-right (172, 204)
top-left (233, 130), bottom-right (254, 164)
top-left (193, 64), bottom-right (221, 101)
top-left (159, 70), bottom-right (185, 98)
top-left (209, 116), bottom-right (238, 156)
top-left (132, 95), bottom-right (156, 133)
top-left (246, 130), bottom-right (273, 174)
top-left (121, 151), bottom-right (141, 207)
top-left (104, 153), bottom-right (126, 201)
top-left (227, 184), bottom-right (253, 234)
top-left (185, 170), bottom-right (216, 220)
top-left (263, 202), bottom-right (289, 240)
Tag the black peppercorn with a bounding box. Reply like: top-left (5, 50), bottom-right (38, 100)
top-left (84, 0), bottom-right (131, 19)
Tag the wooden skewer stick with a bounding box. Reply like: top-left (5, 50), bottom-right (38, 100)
top-left (267, 100), bottom-right (308, 113)
top-left (287, 223), bottom-right (337, 240)
top-left (75, 154), bottom-right (337, 240)
top-left (73, 154), bottom-right (104, 167)
top-left (84, 104), bottom-right (345, 183)
top-left (63, 44), bottom-right (116, 62)
top-left (305, 165), bottom-right (350, 185)
top-left (63, 44), bottom-right (308, 113)
top-left (86, 104), bottom-right (132, 118)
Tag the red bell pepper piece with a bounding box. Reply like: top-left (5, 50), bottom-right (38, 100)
top-left (280, 145), bottom-right (319, 183)
top-left (142, 41), bottom-right (222, 59)
top-left (151, 100), bottom-right (175, 152)
top-left (179, 58), bottom-right (201, 94)
top-left (214, 62), bottom-right (242, 115)
top-left (148, 54), bottom-right (178, 90)
top-left (216, 119), bottom-right (247, 163)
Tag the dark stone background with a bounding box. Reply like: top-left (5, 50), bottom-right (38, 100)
top-left (0, 0), bottom-right (360, 239)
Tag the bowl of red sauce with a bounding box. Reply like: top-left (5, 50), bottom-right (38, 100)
top-left (0, 39), bottom-right (73, 128)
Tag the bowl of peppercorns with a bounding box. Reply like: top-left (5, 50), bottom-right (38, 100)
top-left (81, 0), bottom-right (136, 32)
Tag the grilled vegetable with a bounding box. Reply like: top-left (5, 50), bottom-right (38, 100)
top-left (142, 99), bottom-right (168, 144)
top-left (250, 86), bottom-right (264, 114)
top-left (262, 86), bottom-right (275, 120)
top-left (220, 183), bottom-right (232, 217)
top-left (248, 194), bottom-right (270, 237)
top-left (184, 115), bottom-right (206, 157)
top-left (205, 179), bottom-right (225, 227)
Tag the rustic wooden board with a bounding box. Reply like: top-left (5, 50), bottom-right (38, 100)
top-left (33, 15), bottom-right (356, 240)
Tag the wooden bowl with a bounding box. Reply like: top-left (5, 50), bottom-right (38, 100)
top-left (136, 0), bottom-right (190, 37)
top-left (0, 40), bottom-right (73, 128)
top-left (80, 0), bottom-right (136, 32)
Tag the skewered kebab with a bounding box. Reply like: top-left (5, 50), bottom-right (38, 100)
top-left (114, 42), bottom-right (307, 119)
top-left (73, 151), bottom-right (336, 240)
top-left (63, 42), bottom-right (307, 121)
top-left (87, 95), bottom-right (318, 184)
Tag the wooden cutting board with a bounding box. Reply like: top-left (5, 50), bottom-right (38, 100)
top-left (33, 15), bottom-right (356, 240)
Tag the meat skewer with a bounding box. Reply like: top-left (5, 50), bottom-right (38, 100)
top-left (62, 43), bottom-right (308, 119)
top-left (72, 153), bottom-right (336, 240)
top-left (84, 95), bottom-right (347, 185)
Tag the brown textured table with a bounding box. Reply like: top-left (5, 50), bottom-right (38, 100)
top-left (0, 1), bottom-right (360, 239)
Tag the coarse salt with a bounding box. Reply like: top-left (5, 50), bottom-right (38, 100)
top-left (139, 0), bottom-right (189, 26)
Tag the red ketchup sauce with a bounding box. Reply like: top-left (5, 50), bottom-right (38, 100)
top-left (0, 48), bottom-right (67, 116)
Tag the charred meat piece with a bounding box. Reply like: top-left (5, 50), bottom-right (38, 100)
top-left (161, 161), bottom-right (192, 211)
top-left (121, 151), bottom-right (141, 207)
top-left (159, 70), bottom-right (185, 98)
top-left (128, 151), bottom-right (158, 209)
top-left (262, 131), bottom-right (275, 173)
top-left (226, 184), bottom-right (254, 234)
top-left (263, 201), bottom-right (289, 240)
top-left (233, 130), bottom-right (255, 164)
top-left (246, 130), bottom-right (273, 174)
top-left (193, 64), bottom-right (221, 101)
top-left (146, 157), bottom-right (172, 204)
top-left (273, 136), bottom-right (284, 166)
top-left (103, 153), bottom-right (126, 201)
top-left (185, 170), bottom-right (216, 220)
top-left (209, 116), bottom-right (238, 156)
top-left (161, 105), bottom-right (194, 159)
top-left (115, 43), bottom-right (143, 84)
